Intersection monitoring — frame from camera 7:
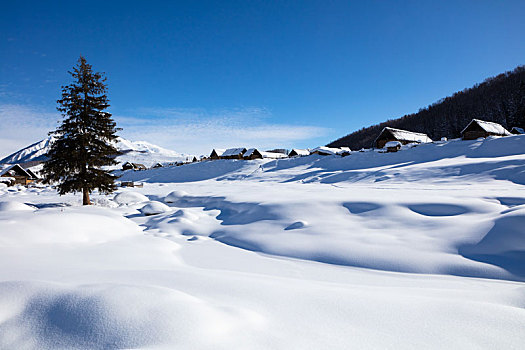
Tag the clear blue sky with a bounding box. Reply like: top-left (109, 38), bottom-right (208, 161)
top-left (1, 0), bottom-right (525, 155)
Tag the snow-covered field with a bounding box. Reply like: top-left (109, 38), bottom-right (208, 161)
top-left (1, 136), bottom-right (525, 349)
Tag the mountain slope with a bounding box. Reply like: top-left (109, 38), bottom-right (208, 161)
top-left (0, 137), bottom-right (189, 168)
top-left (328, 65), bottom-right (525, 150)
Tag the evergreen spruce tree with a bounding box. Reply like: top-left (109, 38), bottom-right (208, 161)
top-left (42, 56), bottom-right (121, 205)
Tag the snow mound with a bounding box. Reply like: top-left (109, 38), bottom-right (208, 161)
top-left (165, 190), bottom-right (189, 203)
top-left (113, 191), bottom-right (149, 205)
top-left (0, 201), bottom-right (35, 211)
top-left (140, 201), bottom-right (171, 216)
top-left (0, 281), bottom-right (260, 350)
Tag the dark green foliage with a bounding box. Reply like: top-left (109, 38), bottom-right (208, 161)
top-left (42, 56), bottom-right (121, 204)
top-left (328, 66), bottom-right (525, 149)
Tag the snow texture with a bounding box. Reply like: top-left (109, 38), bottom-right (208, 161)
top-left (1, 134), bottom-right (525, 348)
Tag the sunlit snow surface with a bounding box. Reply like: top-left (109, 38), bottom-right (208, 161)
top-left (1, 136), bottom-right (525, 349)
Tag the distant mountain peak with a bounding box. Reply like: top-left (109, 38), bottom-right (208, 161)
top-left (0, 136), bottom-right (188, 168)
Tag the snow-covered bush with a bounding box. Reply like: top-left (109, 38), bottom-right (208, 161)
top-left (140, 201), bottom-right (171, 216)
top-left (113, 191), bottom-right (149, 205)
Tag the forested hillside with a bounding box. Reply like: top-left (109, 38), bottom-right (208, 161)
top-left (328, 66), bottom-right (525, 149)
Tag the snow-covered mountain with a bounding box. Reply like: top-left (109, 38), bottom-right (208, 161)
top-left (0, 136), bottom-right (190, 168)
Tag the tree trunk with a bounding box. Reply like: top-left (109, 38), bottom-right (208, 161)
top-left (83, 188), bottom-right (91, 205)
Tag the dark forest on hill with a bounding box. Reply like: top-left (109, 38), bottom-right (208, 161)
top-left (328, 66), bottom-right (525, 150)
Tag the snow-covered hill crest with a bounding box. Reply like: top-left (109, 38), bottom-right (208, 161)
top-left (0, 136), bottom-right (189, 168)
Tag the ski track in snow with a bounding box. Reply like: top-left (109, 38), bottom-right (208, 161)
top-left (1, 135), bottom-right (525, 348)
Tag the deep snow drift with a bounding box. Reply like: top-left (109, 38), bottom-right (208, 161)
top-left (1, 135), bottom-right (525, 349)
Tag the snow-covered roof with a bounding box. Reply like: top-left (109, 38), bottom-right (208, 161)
top-left (379, 127), bottom-right (432, 144)
top-left (511, 127), bottom-right (525, 134)
top-left (461, 119), bottom-right (511, 136)
top-left (385, 141), bottom-right (402, 148)
top-left (211, 149), bottom-right (226, 157)
top-left (289, 149), bottom-right (310, 156)
top-left (222, 148), bottom-right (247, 157)
top-left (0, 164), bottom-right (34, 178)
top-left (311, 147), bottom-right (347, 155)
top-left (260, 151), bottom-right (288, 159)
top-left (243, 148), bottom-right (260, 158)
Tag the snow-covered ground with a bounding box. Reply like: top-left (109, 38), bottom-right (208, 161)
top-left (1, 136), bottom-right (525, 349)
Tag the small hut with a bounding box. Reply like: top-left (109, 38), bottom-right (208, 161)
top-left (0, 164), bottom-right (38, 185)
top-left (122, 162), bottom-right (147, 171)
top-left (243, 148), bottom-right (263, 160)
top-left (374, 127), bottom-right (432, 149)
top-left (220, 148), bottom-right (247, 159)
top-left (385, 141), bottom-right (402, 152)
top-left (461, 119), bottom-right (511, 140)
top-left (260, 151), bottom-right (288, 159)
top-left (288, 149), bottom-right (310, 157)
top-left (511, 127), bottom-right (524, 135)
top-left (152, 163), bottom-right (163, 168)
top-left (210, 149), bottom-right (226, 160)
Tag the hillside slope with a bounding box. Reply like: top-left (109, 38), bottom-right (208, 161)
top-left (0, 136), bottom-right (189, 168)
top-left (329, 65), bottom-right (525, 149)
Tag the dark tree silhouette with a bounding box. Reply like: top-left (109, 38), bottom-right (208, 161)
top-left (328, 66), bottom-right (525, 149)
top-left (42, 56), bottom-right (121, 205)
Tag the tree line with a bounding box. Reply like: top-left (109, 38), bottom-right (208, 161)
top-left (328, 66), bottom-right (525, 150)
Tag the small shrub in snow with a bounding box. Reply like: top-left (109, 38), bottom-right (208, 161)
top-left (140, 201), bottom-right (171, 216)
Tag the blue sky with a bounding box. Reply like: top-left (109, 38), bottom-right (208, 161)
top-left (1, 0), bottom-right (525, 155)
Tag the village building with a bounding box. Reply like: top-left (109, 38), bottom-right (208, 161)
top-left (220, 148), bottom-right (247, 159)
top-left (152, 163), bottom-right (163, 168)
top-left (385, 141), bottom-right (402, 152)
top-left (243, 148), bottom-right (263, 160)
top-left (288, 149), bottom-right (310, 157)
top-left (0, 164), bottom-right (38, 185)
top-left (210, 149), bottom-right (226, 159)
top-left (260, 151), bottom-right (288, 159)
top-left (374, 127), bottom-right (432, 149)
top-left (310, 146), bottom-right (351, 156)
top-left (461, 119), bottom-right (511, 140)
top-left (511, 127), bottom-right (524, 135)
top-left (122, 162), bottom-right (147, 171)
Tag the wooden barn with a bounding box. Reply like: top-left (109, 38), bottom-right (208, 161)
top-left (288, 149), bottom-right (310, 157)
top-left (220, 148), bottom-right (247, 159)
top-left (461, 119), bottom-right (511, 140)
top-left (210, 149), bottom-right (226, 159)
top-left (0, 164), bottom-right (38, 185)
top-left (243, 148), bottom-right (263, 160)
top-left (122, 162), bottom-right (147, 171)
top-left (374, 127), bottom-right (432, 149)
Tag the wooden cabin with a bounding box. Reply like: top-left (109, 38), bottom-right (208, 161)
top-left (152, 163), bottom-right (163, 168)
top-left (122, 162), bottom-right (147, 171)
top-left (461, 119), bottom-right (511, 140)
top-left (288, 149), bottom-right (310, 157)
top-left (385, 141), bottom-right (402, 152)
top-left (243, 148), bottom-right (263, 160)
top-left (210, 149), bottom-right (226, 159)
top-left (220, 148), bottom-right (247, 159)
top-left (511, 127), bottom-right (524, 135)
top-left (0, 164), bottom-right (38, 185)
top-left (374, 127), bottom-right (432, 149)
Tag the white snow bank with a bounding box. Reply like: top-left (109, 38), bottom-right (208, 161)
top-left (113, 191), bottom-right (149, 205)
top-left (165, 190), bottom-right (188, 203)
top-left (140, 201), bottom-right (171, 216)
top-left (0, 201), bottom-right (35, 211)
